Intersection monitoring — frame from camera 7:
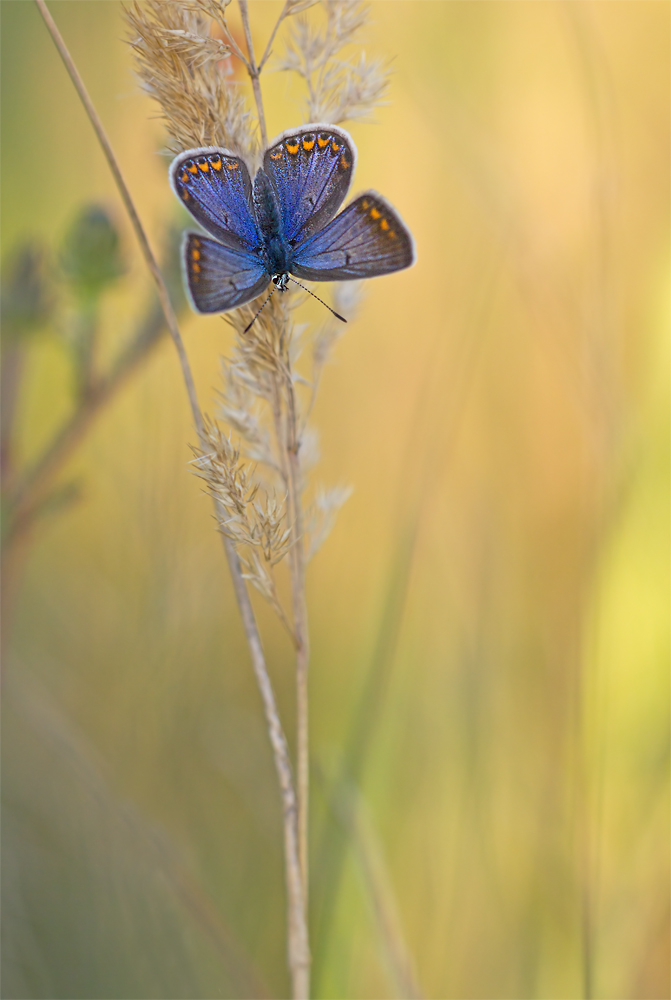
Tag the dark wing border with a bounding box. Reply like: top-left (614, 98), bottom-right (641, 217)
top-left (265, 122), bottom-right (358, 173)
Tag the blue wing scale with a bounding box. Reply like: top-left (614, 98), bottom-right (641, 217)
top-left (264, 125), bottom-right (356, 245)
top-left (291, 192), bottom-right (415, 281)
top-left (171, 147), bottom-right (261, 251)
top-left (183, 233), bottom-right (269, 314)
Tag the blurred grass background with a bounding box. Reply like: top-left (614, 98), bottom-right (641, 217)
top-left (1, 1), bottom-right (669, 998)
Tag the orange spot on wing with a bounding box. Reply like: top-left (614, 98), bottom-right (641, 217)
top-left (370, 208), bottom-right (381, 220)
top-left (188, 163), bottom-right (198, 174)
top-left (270, 150), bottom-right (283, 160)
top-left (388, 231), bottom-right (397, 238)
top-left (199, 161), bottom-right (209, 172)
top-left (317, 135), bottom-right (330, 148)
top-left (340, 155), bottom-right (349, 170)
top-left (303, 138), bottom-right (315, 151)
top-left (331, 141), bottom-right (341, 153)
top-left (211, 157), bottom-right (222, 170)
top-left (192, 249), bottom-right (201, 261)
top-left (361, 199), bottom-right (370, 211)
top-left (192, 263), bottom-right (201, 274)
top-left (180, 171), bottom-right (189, 184)
top-left (182, 189), bottom-right (190, 201)
top-left (380, 219), bottom-right (389, 231)
top-left (286, 140), bottom-right (300, 155)
top-left (226, 161), bottom-right (238, 170)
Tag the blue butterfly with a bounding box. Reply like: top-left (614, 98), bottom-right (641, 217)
top-left (169, 123), bottom-right (415, 318)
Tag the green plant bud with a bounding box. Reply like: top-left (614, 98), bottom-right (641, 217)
top-left (1, 243), bottom-right (54, 341)
top-left (60, 205), bottom-right (125, 300)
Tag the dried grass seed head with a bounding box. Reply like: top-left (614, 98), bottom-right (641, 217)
top-left (126, 0), bottom-right (254, 156)
top-left (279, 0), bottom-right (390, 124)
top-left (216, 360), bottom-right (279, 473)
top-left (192, 417), bottom-right (291, 567)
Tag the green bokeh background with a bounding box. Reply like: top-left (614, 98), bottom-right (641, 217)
top-left (2, 2), bottom-right (669, 998)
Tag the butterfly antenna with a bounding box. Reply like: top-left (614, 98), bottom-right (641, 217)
top-left (287, 277), bottom-right (347, 324)
top-left (244, 284), bottom-right (278, 334)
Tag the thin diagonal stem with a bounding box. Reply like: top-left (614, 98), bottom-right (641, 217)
top-left (218, 16), bottom-right (251, 71)
top-left (236, 0), bottom-right (311, 978)
top-left (284, 354), bottom-right (310, 910)
top-left (35, 5), bottom-right (308, 996)
top-left (225, 522), bottom-right (309, 1000)
top-left (238, 0), bottom-right (268, 149)
top-left (258, 0), bottom-right (290, 72)
top-left (34, 0), bottom-right (201, 439)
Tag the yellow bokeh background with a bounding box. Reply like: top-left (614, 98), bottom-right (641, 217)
top-left (2, 2), bottom-right (668, 999)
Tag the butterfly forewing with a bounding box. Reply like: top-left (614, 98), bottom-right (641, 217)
top-left (291, 192), bottom-right (415, 281)
top-left (171, 148), bottom-right (261, 252)
top-left (183, 233), bottom-right (269, 314)
top-left (264, 125), bottom-right (356, 246)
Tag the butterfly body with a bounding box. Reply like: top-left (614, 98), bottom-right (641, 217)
top-left (252, 168), bottom-right (292, 277)
top-left (170, 124), bottom-right (415, 315)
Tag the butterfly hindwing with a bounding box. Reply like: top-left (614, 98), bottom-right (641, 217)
top-left (183, 233), bottom-right (269, 314)
top-left (171, 148), bottom-right (261, 251)
top-left (291, 191), bottom-right (416, 281)
top-left (264, 125), bottom-right (356, 246)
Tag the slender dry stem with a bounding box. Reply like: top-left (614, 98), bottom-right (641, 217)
top-left (211, 5), bottom-right (314, 978)
top-left (224, 520), bottom-right (310, 1000)
top-left (238, 0), bottom-right (268, 149)
top-left (284, 358), bottom-right (311, 904)
top-left (34, 0), bottom-right (202, 438)
top-left (258, 0), bottom-right (291, 72)
top-left (36, 5), bottom-right (308, 996)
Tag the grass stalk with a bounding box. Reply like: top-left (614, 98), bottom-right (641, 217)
top-left (35, 4), bottom-right (308, 995)
top-left (33, 0), bottom-right (201, 438)
top-left (258, 0), bottom-right (291, 73)
top-left (238, 0), bottom-right (268, 149)
top-left (284, 355), bottom-right (311, 905)
top-left (236, 4), bottom-right (312, 982)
